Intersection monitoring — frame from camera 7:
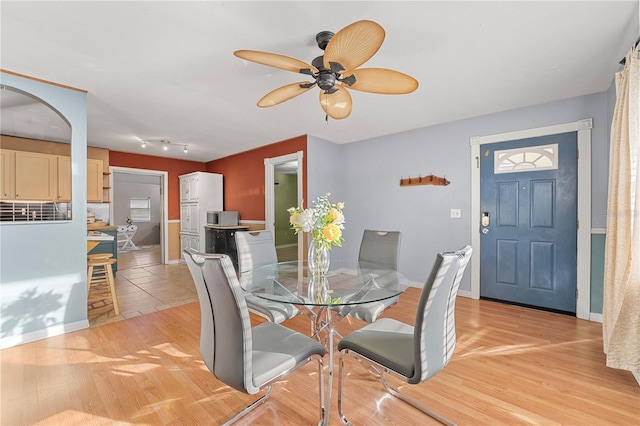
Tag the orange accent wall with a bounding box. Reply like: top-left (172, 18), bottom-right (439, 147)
top-left (206, 136), bottom-right (307, 221)
top-left (109, 151), bottom-right (206, 220)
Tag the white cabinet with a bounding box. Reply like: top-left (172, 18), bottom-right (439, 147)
top-left (179, 172), bottom-right (223, 256)
top-left (180, 173), bottom-right (200, 202)
top-left (180, 203), bottom-right (200, 233)
top-left (180, 234), bottom-right (200, 253)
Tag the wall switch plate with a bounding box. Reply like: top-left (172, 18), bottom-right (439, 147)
top-left (450, 209), bottom-right (461, 219)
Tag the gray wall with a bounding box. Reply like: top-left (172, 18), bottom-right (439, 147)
top-left (307, 91), bottom-right (612, 299)
top-left (113, 173), bottom-right (161, 246)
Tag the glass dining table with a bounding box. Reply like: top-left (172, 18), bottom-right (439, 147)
top-left (239, 260), bottom-right (409, 425)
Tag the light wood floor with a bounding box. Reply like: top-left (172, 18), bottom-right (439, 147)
top-left (3, 276), bottom-right (639, 425)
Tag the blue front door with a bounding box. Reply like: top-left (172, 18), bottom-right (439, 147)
top-left (480, 132), bottom-right (577, 313)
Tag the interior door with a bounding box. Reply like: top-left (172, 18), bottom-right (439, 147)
top-left (480, 132), bottom-right (577, 313)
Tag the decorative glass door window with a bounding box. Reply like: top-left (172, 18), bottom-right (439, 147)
top-left (494, 143), bottom-right (558, 174)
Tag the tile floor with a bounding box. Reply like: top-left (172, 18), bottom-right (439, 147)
top-left (88, 245), bottom-right (198, 327)
top-left (88, 243), bottom-right (300, 327)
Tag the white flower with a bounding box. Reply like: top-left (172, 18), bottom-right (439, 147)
top-left (298, 209), bottom-right (315, 232)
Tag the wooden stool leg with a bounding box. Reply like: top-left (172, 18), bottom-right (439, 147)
top-left (87, 266), bottom-right (94, 292)
top-left (106, 264), bottom-right (119, 316)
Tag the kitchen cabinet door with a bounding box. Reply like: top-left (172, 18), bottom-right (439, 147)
top-left (57, 156), bottom-right (71, 202)
top-left (180, 175), bottom-right (199, 202)
top-left (180, 204), bottom-right (199, 233)
top-left (180, 234), bottom-right (200, 256)
top-left (87, 159), bottom-right (103, 202)
top-left (15, 151), bottom-right (57, 201)
top-left (0, 149), bottom-right (16, 200)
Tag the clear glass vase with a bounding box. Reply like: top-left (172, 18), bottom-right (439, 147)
top-left (308, 274), bottom-right (330, 304)
top-left (308, 240), bottom-right (330, 276)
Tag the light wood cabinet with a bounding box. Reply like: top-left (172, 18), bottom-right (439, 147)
top-left (0, 149), bottom-right (16, 200)
top-left (15, 151), bottom-right (57, 201)
top-left (58, 157), bottom-right (102, 202)
top-left (0, 149), bottom-right (103, 202)
top-left (57, 156), bottom-right (71, 202)
top-left (86, 159), bottom-right (103, 202)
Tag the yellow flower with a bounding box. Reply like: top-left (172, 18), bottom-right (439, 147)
top-left (322, 224), bottom-right (342, 243)
top-left (327, 208), bottom-right (341, 221)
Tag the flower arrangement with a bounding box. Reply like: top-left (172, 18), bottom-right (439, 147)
top-left (288, 192), bottom-right (345, 251)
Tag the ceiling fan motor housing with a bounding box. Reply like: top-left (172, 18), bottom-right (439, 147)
top-left (317, 71), bottom-right (336, 90)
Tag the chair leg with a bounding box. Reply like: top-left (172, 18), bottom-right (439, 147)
top-left (222, 385), bottom-right (273, 426)
top-left (378, 371), bottom-right (456, 426)
top-left (338, 350), bottom-right (351, 425)
top-left (341, 349), bottom-right (456, 426)
top-left (317, 355), bottom-right (326, 422)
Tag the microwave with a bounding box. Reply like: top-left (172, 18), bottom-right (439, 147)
top-left (207, 211), bottom-right (239, 226)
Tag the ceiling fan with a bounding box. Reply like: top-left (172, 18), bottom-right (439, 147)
top-left (234, 20), bottom-right (419, 120)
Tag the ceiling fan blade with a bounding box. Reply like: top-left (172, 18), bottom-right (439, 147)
top-left (234, 50), bottom-right (318, 74)
top-left (347, 68), bottom-right (419, 94)
top-left (324, 20), bottom-right (385, 72)
top-left (319, 86), bottom-right (352, 119)
top-left (258, 82), bottom-right (316, 107)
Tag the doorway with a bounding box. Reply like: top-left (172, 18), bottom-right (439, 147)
top-left (265, 151), bottom-right (303, 262)
top-left (470, 119), bottom-right (593, 319)
top-left (109, 166), bottom-right (169, 266)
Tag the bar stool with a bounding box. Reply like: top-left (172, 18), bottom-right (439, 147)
top-left (87, 257), bottom-right (119, 316)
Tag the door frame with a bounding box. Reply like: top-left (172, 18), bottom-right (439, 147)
top-left (470, 118), bottom-right (592, 319)
top-left (265, 151), bottom-right (304, 261)
top-left (108, 166), bottom-right (169, 265)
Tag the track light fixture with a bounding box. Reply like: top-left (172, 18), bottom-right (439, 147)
top-left (140, 139), bottom-right (189, 154)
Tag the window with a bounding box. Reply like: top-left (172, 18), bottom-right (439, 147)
top-left (130, 198), bottom-right (151, 222)
top-left (494, 143), bottom-right (558, 174)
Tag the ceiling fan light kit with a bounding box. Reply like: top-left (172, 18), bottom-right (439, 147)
top-left (234, 20), bottom-right (418, 119)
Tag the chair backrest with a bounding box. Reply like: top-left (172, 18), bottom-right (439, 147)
top-left (235, 230), bottom-right (278, 273)
top-left (358, 230), bottom-right (401, 269)
top-left (183, 249), bottom-right (257, 394)
top-left (410, 245), bottom-right (472, 384)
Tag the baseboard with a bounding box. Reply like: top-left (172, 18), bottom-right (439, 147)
top-left (589, 313), bottom-right (603, 323)
top-left (0, 319), bottom-right (89, 350)
top-left (633, 372), bottom-right (640, 386)
top-left (458, 289), bottom-right (473, 298)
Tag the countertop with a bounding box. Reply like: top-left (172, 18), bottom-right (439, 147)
top-left (88, 231), bottom-right (115, 241)
top-left (88, 224), bottom-right (118, 231)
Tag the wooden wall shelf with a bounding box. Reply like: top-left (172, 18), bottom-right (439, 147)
top-left (400, 174), bottom-right (450, 187)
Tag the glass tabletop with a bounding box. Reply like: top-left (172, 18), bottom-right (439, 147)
top-left (239, 261), bottom-right (409, 307)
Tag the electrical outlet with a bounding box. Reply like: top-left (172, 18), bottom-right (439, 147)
top-left (450, 209), bottom-right (461, 219)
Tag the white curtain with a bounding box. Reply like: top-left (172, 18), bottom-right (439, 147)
top-left (603, 45), bottom-right (640, 372)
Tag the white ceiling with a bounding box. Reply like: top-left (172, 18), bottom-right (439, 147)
top-left (1, 1), bottom-right (638, 162)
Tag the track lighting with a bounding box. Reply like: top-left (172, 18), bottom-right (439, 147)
top-left (140, 139), bottom-right (189, 154)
